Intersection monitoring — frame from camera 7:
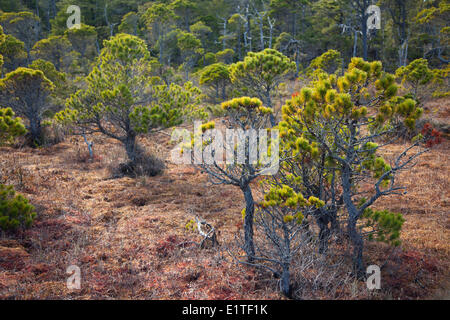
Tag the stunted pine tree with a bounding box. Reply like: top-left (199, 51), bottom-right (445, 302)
top-left (0, 68), bottom-right (54, 145)
top-left (31, 35), bottom-right (72, 72)
top-left (0, 184), bottom-right (36, 232)
top-left (216, 48), bottom-right (234, 64)
top-left (58, 33), bottom-right (205, 171)
top-left (278, 57), bottom-right (426, 275)
top-left (0, 107), bottom-right (27, 145)
top-left (0, 11), bottom-right (40, 64)
top-left (395, 58), bottom-right (437, 105)
top-left (177, 31), bottom-right (202, 81)
top-left (179, 97), bottom-right (278, 261)
top-left (229, 49), bottom-right (296, 125)
top-left (255, 185), bottom-right (325, 296)
top-left (28, 59), bottom-right (68, 116)
top-left (199, 62), bottom-right (230, 102)
top-left (0, 108), bottom-right (35, 232)
top-left (306, 49), bottom-right (343, 79)
top-left (0, 32), bottom-right (27, 74)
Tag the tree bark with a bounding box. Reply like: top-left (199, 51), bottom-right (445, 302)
top-left (215, 83), bottom-right (219, 101)
top-left (353, 30), bottom-right (358, 57)
top-left (342, 163), bottom-right (365, 277)
top-left (124, 134), bottom-right (137, 164)
top-left (264, 89), bottom-right (276, 127)
top-left (317, 216), bottom-right (330, 254)
top-left (361, 19), bottom-right (368, 61)
top-left (241, 183), bottom-right (255, 262)
top-left (258, 17), bottom-right (264, 51)
top-left (281, 264), bottom-right (291, 297)
top-left (221, 83), bottom-right (226, 100)
top-left (281, 221), bottom-right (291, 297)
top-left (348, 216), bottom-right (364, 277)
top-left (29, 114), bottom-right (42, 146)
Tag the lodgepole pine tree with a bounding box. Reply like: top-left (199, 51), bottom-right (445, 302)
top-left (143, 3), bottom-right (177, 65)
top-left (0, 68), bottom-right (54, 145)
top-left (199, 62), bottom-right (230, 102)
top-left (395, 58), bottom-right (437, 105)
top-left (0, 107), bottom-right (27, 145)
top-left (58, 33), bottom-right (205, 168)
top-left (255, 185), bottom-right (325, 296)
top-left (31, 35), bottom-right (72, 71)
top-left (0, 109), bottom-right (34, 232)
top-left (306, 49), bottom-right (343, 79)
top-left (278, 57), bottom-right (426, 275)
top-left (0, 11), bottom-right (40, 64)
top-left (0, 32), bottom-right (27, 74)
top-left (177, 31), bottom-right (202, 81)
top-left (182, 97), bottom-right (278, 261)
top-left (229, 49), bottom-right (296, 125)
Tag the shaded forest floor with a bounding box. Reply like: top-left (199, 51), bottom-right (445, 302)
top-left (0, 99), bottom-right (448, 300)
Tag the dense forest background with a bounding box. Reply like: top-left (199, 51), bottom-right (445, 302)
top-left (0, 0), bottom-right (448, 78)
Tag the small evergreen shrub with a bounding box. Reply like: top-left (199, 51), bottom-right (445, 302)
top-left (0, 107), bottom-right (27, 145)
top-left (0, 184), bottom-right (36, 232)
top-left (361, 208), bottom-right (405, 246)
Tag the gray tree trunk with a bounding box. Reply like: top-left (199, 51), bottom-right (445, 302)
top-left (348, 216), bottom-right (364, 277)
top-left (29, 114), bottom-right (42, 146)
top-left (342, 163), bottom-right (365, 277)
top-left (124, 134), bottom-right (137, 164)
top-left (242, 183), bottom-right (255, 262)
top-left (362, 21), bottom-right (368, 61)
top-left (317, 216), bottom-right (331, 254)
top-left (281, 264), bottom-right (291, 297)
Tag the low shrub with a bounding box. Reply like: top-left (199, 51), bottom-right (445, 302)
top-left (108, 146), bottom-right (165, 178)
top-left (0, 107), bottom-right (27, 145)
top-left (0, 184), bottom-right (36, 232)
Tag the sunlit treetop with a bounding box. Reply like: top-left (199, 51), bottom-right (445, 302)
top-left (199, 62), bottom-right (230, 86)
top-left (306, 49), bottom-right (343, 79)
top-left (221, 97), bottom-right (273, 116)
top-left (230, 48), bottom-right (296, 86)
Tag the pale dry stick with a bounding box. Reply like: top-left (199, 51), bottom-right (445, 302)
top-left (195, 216), bottom-right (219, 249)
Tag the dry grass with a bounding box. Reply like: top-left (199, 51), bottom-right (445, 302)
top-left (0, 99), bottom-right (448, 300)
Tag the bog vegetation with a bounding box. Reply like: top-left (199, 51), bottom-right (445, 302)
top-left (0, 0), bottom-right (448, 299)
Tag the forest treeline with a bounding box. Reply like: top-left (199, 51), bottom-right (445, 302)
top-left (0, 0), bottom-right (448, 77)
top-left (0, 0), bottom-right (448, 145)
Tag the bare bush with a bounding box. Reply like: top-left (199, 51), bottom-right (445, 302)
top-left (107, 145), bottom-right (165, 178)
